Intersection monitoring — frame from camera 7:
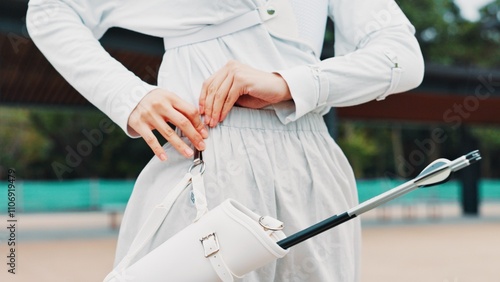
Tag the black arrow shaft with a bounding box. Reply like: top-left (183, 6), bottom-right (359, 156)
top-left (277, 212), bottom-right (356, 249)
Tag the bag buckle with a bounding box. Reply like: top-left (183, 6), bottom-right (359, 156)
top-left (259, 216), bottom-right (284, 231)
top-left (189, 150), bottom-right (205, 175)
top-left (200, 232), bottom-right (220, 258)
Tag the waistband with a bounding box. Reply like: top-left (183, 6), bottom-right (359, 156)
top-left (212, 107), bottom-right (328, 133)
top-left (176, 107), bottom-right (328, 137)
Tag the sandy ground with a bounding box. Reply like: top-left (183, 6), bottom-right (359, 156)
top-left (0, 204), bottom-right (499, 282)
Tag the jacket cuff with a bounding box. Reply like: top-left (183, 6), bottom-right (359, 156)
top-left (274, 64), bottom-right (329, 123)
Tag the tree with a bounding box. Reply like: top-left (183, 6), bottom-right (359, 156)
top-left (0, 107), bottom-right (154, 180)
top-left (0, 107), bottom-right (50, 179)
top-left (399, 0), bottom-right (500, 67)
top-left (27, 108), bottom-right (154, 180)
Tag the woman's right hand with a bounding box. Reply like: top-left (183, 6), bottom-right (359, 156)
top-left (127, 88), bottom-right (208, 161)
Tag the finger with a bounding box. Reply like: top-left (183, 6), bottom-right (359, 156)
top-left (209, 74), bottom-right (234, 127)
top-left (203, 69), bottom-right (229, 127)
top-left (219, 79), bottom-right (242, 122)
top-left (199, 74), bottom-right (214, 115)
top-left (153, 114), bottom-right (195, 158)
top-left (172, 94), bottom-right (208, 140)
top-left (135, 125), bottom-right (168, 161)
top-left (169, 105), bottom-right (208, 152)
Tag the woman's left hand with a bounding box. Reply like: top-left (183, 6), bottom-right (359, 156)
top-left (199, 60), bottom-right (292, 127)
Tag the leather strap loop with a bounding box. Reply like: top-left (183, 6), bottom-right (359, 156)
top-left (201, 232), bottom-right (234, 282)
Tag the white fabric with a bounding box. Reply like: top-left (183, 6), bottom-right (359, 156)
top-left (162, 9), bottom-right (264, 50)
top-left (113, 107), bottom-right (361, 281)
top-left (105, 167), bottom-right (288, 282)
top-left (118, 198), bottom-right (289, 282)
top-left (105, 172), bottom-right (193, 280)
top-left (26, 0), bottom-right (424, 281)
top-left (26, 0), bottom-right (424, 136)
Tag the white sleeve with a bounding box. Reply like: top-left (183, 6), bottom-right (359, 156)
top-left (26, 0), bottom-right (157, 137)
top-left (275, 0), bottom-right (424, 123)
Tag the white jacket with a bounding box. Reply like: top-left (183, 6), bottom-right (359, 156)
top-left (26, 0), bottom-right (424, 136)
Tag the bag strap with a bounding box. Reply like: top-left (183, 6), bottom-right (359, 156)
top-left (105, 154), bottom-right (207, 281)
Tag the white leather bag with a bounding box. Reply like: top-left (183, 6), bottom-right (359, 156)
top-left (104, 155), bottom-right (289, 282)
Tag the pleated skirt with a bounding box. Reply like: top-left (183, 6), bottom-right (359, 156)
top-left (114, 107), bottom-right (361, 282)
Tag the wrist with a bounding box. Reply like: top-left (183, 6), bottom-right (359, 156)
top-left (272, 73), bottom-right (292, 103)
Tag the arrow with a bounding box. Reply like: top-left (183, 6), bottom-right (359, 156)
top-left (277, 150), bottom-right (481, 249)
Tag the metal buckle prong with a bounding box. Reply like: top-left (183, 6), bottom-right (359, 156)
top-left (200, 232), bottom-right (220, 258)
top-left (189, 150), bottom-right (205, 175)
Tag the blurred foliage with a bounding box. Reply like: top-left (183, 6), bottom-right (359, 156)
top-left (398, 0), bottom-right (500, 67)
top-left (471, 126), bottom-right (500, 177)
top-left (335, 122), bottom-right (500, 179)
top-left (337, 122), bottom-right (379, 177)
top-left (0, 107), bottom-right (152, 180)
top-left (323, 0), bottom-right (500, 68)
top-left (331, 0), bottom-right (500, 178)
top-left (0, 108), bottom-right (51, 178)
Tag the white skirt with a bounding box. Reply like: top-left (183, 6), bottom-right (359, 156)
top-left (114, 107), bottom-right (361, 282)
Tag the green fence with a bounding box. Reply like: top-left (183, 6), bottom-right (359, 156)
top-left (1, 179), bottom-right (499, 213)
top-left (1, 179), bottom-right (134, 213)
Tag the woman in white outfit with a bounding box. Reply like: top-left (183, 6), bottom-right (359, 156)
top-left (27, 0), bottom-right (424, 281)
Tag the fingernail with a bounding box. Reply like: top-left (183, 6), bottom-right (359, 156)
top-left (159, 153), bottom-right (167, 161)
top-left (184, 147), bottom-right (194, 157)
top-left (205, 116), bottom-right (211, 125)
top-left (198, 141), bottom-right (206, 150)
top-left (200, 128), bottom-right (209, 138)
